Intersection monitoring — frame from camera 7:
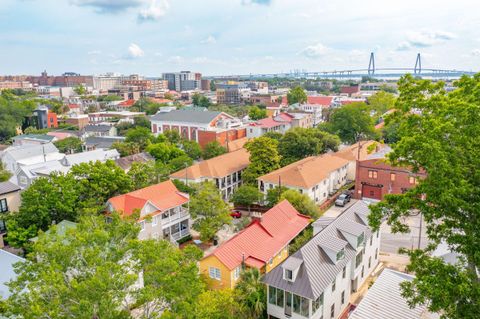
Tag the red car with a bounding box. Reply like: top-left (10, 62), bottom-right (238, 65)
top-left (230, 210), bottom-right (242, 218)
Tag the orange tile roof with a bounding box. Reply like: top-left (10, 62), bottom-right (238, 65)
top-left (206, 200), bottom-right (310, 270)
top-left (307, 96), bottom-right (334, 106)
top-left (258, 153), bottom-right (350, 189)
top-left (107, 180), bottom-right (188, 218)
top-left (227, 137), bottom-right (249, 152)
top-left (170, 148), bottom-right (250, 180)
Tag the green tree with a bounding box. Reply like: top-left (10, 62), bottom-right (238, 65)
top-left (210, 81), bottom-right (216, 91)
top-left (0, 95), bottom-right (36, 142)
top-left (168, 155), bottom-right (193, 173)
top-left (125, 126), bottom-right (153, 150)
top-left (288, 226), bottom-right (313, 254)
top-left (127, 161), bottom-right (158, 189)
top-left (287, 86), bottom-right (307, 105)
top-left (248, 105), bottom-right (268, 120)
top-left (73, 84), bottom-right (87, 96)
top-left (368, 91), bottom-right (396, 118)
top-left (0, 162), bottom-right (12, 182)
top-left (54, 136), bottom-right (83, 154)
top-left (243, 137), bottom-right (281, 184)
top-left (192, 93), bottom-right (201, 106)
top-left (133, 115), bottom-right (151, 128)
top-left (327, 102), bottom-right (377, 143)
top-left (263, 131), bottom-right (283, 141)
top-left (234, 268), bottom-right (266, 318)
top-left (164, 129), bottom-right (182, 144)
top-left (202, 141), bottom-right (227, 159)
top-left (280, 189), bottom-right (319, 219)
top-left (193, 290), bottom-right (245, 319)
top-left (369, 74), bottom-right (480, 319)
top-left (69, 160), bottom-right (133, 209)
top-left (146, 143), bottom-right (186, 163)
top-left (189, 182), bottom-right (231, 242)
top-left (266, 186), bottom-right (288, 207)
top-left (180, 139), bottom-right (202, 160)
top-left (278, 128), bottom-right (340, 165)
top-left (111, 141), bottom-right (140, 157)
top-left (231, 185), bottom-right (262, 212)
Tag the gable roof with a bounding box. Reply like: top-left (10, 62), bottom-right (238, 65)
top-left (0, 181), bottom-right (21, 195)
top-left (263, 201), bottom-right (373, 300)
top-left (4, 143), bottom-right (59, 161)
top-left (0, 250), bottom-right (25, 299)
top-left (205, 200), bottom-right (310, 270)
top-left (84, 124), bottom-right (113, 132)
top-left (258, 153), bottom-right (350, 189)
top-left (150, 109), bottom-right (230, 124)
top-left (350, 268), bottom-right (436, 319)
top-left (85, 136), bottom-right (125, 149)
top-left (170, 148), bottom-right (250, 180)
top-left (307, 96), bottom-right (334, 106)
top-left (107, 180), bottom-right (189, 218)
top-left (334, 141), bottom-right (384, 162)
top-left (13, 134), bottom-right (55, 143)
top-left (115, 152), bottom-right (154, 171)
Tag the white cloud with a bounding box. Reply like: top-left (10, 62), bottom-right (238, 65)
top-left (200, 35), bottom-right (217, 45)
top-left (404, 30), bottom-right (456, 48)
top-left (471, 49), bottom-right (480, 56)
top-left (87, 50), bottom-right (101, 55)
top-left (396, 41), bottom-right (412, 51)
top-left (138, 0), bottom-right (169, 22)
top-left (128, 43), bottom-right (144, 58)
top-left (299, 43), bottom-right (329, 58)
top-left (168, 55), bottom-right (184, 64)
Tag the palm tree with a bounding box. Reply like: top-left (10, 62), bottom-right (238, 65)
top-left (235, 268), bottom-right (267, 318)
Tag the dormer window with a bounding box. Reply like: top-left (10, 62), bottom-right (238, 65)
top-left (284, 269), bottom-right (293, 281)
top-left (357, 232), bottom-right (365, 247)
top-left (336, 248), bottom-right (345, 262)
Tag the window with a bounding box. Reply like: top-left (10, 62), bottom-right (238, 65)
top-left (368, 256), bottom-right (372, 268)
top-left (355, 251), bottom-right (363, 268)
top-left (139, 221), bottom-right (145, 231)
top-left (357, 232), bottom-right (365, 247)
top-left (312, 293), bottom-right (324, 313)
top-left (341, 291), bottom-right (345, 304)
top-left (342, 266), bottom-right (346, 279)
top-left (268, 286), bottom-right (284, 307)
top-left (375, 248), bottom-right (379, 259)
top-left (0, 199), bottom-right (8, 213)
top-left (332, 279), bottom-right (336, 292)
top-left (330, 304), bottom-right (335, 318)
top-left (336, 248), bottom-right (345, 262)
top-left (209, 267), bottom-right (221, 280)
top-left (285, 269), bottom-right (293, 281)
top-left (368, 170), bottom-right (378, 179)
top-left (233, 266), bottom-right (241, 280)
top-left (409, 176), bottom-right (418, 184)
top-left (361, 266), bottom-right (365, 278)
top-left (293, 294), bottom-right (309, 317)
top-left (390, 173), bottom-right (396, 181)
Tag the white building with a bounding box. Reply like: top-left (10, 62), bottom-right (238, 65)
top-left (263, 201), bottom-right (381, 319)
top-left (1, 143), bottom-right (64, 174)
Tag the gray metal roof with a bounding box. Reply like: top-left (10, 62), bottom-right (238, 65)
top-left (3, 143), bottom-right (59, 161)
top-left (150, 109), bottom-right (223, 124)
top-left (13, 134), bottom-right (54, 142)
top-left (0, 250), bottom-right (25, 299)
top-left (85, 136), bottom-right (125, 149)
top-left (282, 256), bottom-right (303, 271)
top-left (84, 124), bottom-right (113, 132)
top-left (349, 268), bottom-right (437, 319)
top-left (115, 152), bottom-right (154, 170)
top-left (263, 201), bottom-right (373, 300)
top-left (319, 235), bottom-right (348, 253)
top-left (0, 181), bottom-right (21, 195)
top-left (337, 219), bottom-right (367, 236)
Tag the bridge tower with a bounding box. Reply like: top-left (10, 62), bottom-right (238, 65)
top-left (414, 53), bottom-right (422, 74)
top-left (368, 52), bottom-right (375, 75)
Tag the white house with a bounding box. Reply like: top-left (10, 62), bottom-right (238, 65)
top-left (263, 201), bottom-right (381, 319)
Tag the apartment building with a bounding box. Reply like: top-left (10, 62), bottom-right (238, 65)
top-left (150, 109), bottom-right (246, 148)
top-left (200, 200), bottom-right (310, 290)
top-left (169, 148), bottom-right (250, 200)
top-left (258, 154), bottom-right (350, 205)
top-left (263, 201), bottom-right (381, 319)
top-left (163, 71), bottom-right (201, 92)
top-left (354, 146), bottom-right (426, 201)
top-left (106, 180), bottom-right (190, 242)
top-left (216, 82), bottom-right (243, 104)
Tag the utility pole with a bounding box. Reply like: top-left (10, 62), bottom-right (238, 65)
top-left (278, 175), bottom-right (282, 203)
top-left (417, 212), bottom-right (423, 249)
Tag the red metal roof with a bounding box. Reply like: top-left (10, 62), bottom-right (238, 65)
top-left (108, 180), bottom-right (189, 218)
top-left (307, 96), bottom-right (333, 106)
top-left (119, 99), bottom-right (136, 107)
top-left (208, 200), bottom-right (310, 270)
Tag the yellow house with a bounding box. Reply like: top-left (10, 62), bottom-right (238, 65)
top-left (0, 181), bottom-right (21, 248)
top-left (199, 200), bottom-right (310, 289)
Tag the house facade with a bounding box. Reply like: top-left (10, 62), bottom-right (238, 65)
top-left (199, 200), bottom-right (310, 290)
top-left (263, 201), bottom-right (381, 319)
top-left (0, 182), bottom-right (21, 248)
top-left (106, 180), bottom-right (190, 242)
top-left (150, 109), bottom-right (246, 148)
top-left (82, 124), bottom-right (118, 138)
top-left (258, 154), bottom-right (350, 205)
top-left (354, 146), bottom-right (426, 201)
top-left (169, 148), bottom-right (250, 200)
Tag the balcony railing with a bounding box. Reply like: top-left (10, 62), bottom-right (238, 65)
top-left (162, 208), bottom-right (189, 224)
top-left (170, 228), bottom-right (190, 241)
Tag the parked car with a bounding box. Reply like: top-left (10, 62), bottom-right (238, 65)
top-left (230, 210), bottom-right (242, 218)
top-left (335, 193), bottom-right (351, 207)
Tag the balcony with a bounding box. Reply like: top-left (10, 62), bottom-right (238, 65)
top-left (170, 228), bottom-right (190, 241)
top-left (161, 207), bottom-right (190, 227)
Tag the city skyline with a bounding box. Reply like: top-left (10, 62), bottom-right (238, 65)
top-left (1, 0), bottom-right (480, 76)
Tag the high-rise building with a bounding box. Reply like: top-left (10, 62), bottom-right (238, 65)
top-left (162, 71), bottom-right (202, 92)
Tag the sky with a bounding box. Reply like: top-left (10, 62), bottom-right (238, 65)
top-left (1, 0), bottom-right (479, 76)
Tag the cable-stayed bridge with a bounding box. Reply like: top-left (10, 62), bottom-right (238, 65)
top-left (210, 53), bottom-right (477, 80)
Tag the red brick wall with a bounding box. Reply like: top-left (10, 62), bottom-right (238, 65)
top-left (197, 128), bottom-right (247, 148)
top-left (354, 159), bottom-right (426, 200)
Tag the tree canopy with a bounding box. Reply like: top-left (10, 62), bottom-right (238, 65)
top-left (369, 74), bottom-right (480, 319)
top-left (248, 105), bottom-right (268, 120)
top-left (53, 136), bottom-right (83, 154)
top-left (202, 141), bottom-right (227, 159)
top-left (243, 137), bottom-right (281, 185)
top-left (287, 86), bottom-right (307, 105)
top-left (231, 185), bottom-right (263, 211)
top-left (279, 189), bottom-right (319, 219)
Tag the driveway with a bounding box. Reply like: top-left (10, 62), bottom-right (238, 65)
top-left (321, 199), bottom-right (358, 218)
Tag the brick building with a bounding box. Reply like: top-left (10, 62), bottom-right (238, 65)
top-left (354, 146), bottom-right (426, 201)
